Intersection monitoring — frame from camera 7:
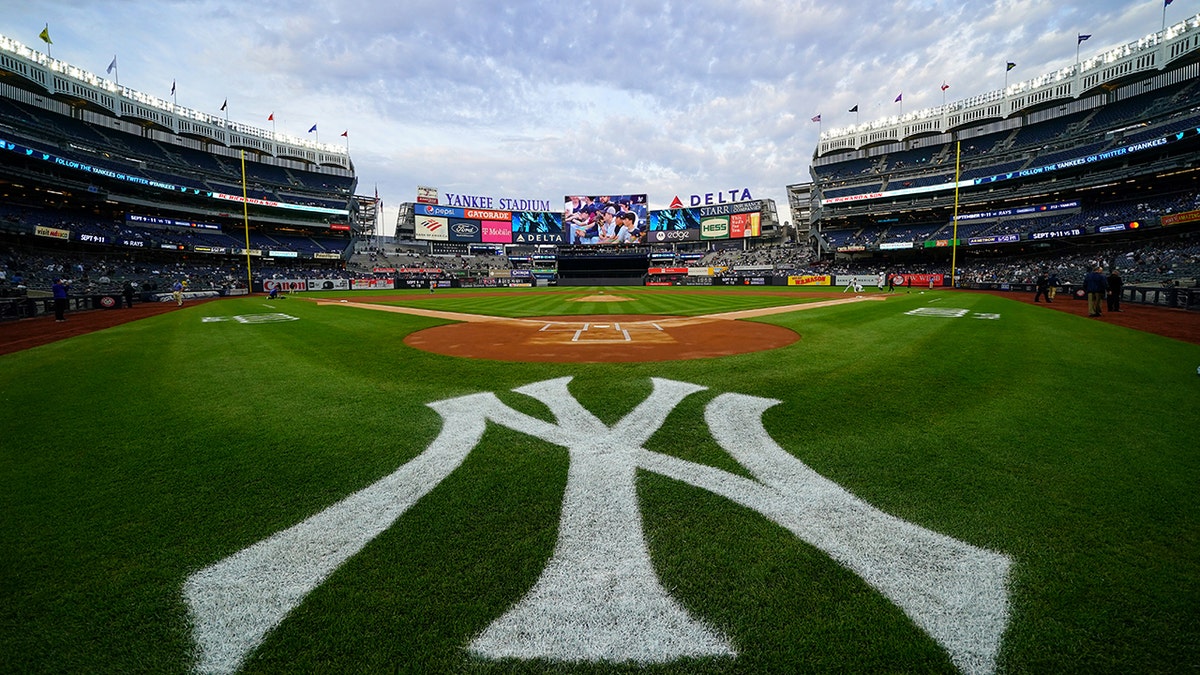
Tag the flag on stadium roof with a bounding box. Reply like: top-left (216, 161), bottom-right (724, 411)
top-left (38, 24), bottom-right (52, 45)
top-left (894, 93), bottom-right (902, 103)
top-left (848, 104), bottom-right (858, 113)
top-left (1006, 62), bottom-right (1016, 71)
top-left (170, 80), bottom-right (175, 96)
top-left (220, 99), bottom-right (227, 111)
top-left (308, 124), bottom-right (317, 133)
top-left (106, 56), bottom-right (117, 74)
top-left (941, 82), bottom-right (950, 91)
top-left (1165, 0), bottom-right (1173, 6)
top-left (340, 130), bottom-right (348, 137)
top-left (811, 114), bottom-right (821, 123)
top-left (267, 113), bottom-right (274, 121)
top-left (1078, 34), bottom-right (1091, 44)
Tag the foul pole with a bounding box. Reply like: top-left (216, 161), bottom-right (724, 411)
top-left (950, 141), bottom-right (962, 287)
top-left (241, 151), bottom-right (252, 291)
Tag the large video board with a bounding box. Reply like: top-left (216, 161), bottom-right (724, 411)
top-left (563, 194), bottom-right (649, 245)
top-left (412, 204), bottom-right (564, 244)
top-left (648, 200), bottom-right (763, 243)
top-left (411, 198), bottom-right (764, 245)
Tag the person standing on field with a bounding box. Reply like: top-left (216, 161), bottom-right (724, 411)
top-left (52, 278), bottom-right (68, 322)
top-left (173, 279), bottom-right (184, 306)
top-left (1106, 269), bottom-right (1124, 312)
top-left (1084, 266), bottom-right (1108, 317)
top-left (1034, 271), bottom-right (1049, 303)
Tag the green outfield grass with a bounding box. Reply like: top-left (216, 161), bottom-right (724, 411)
top-left (2, 287), bottom-right (1197, 674)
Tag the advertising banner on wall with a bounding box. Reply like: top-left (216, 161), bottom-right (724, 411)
top-left (512, 212), bottom-right (565, 244)
top-left (1160, 209), bottom-right (1200, 227)
top-left (351, 278), bottom-right (395, 290)
top-left (890, 273), bottom-right (945, 287)
top-left (787, 275), bottom-right (832, 286)
top-left (447, 219), bottom-right (482, 243)
top-left (416, 186), bottom-right (438, 204)
top-left (262, 279), bottom-right (307, 292)
top-left (415, 215), bottom-right (449, 241)
top-left (966, 234), bottom-right (1020, 246)
top-left (36, 225), bottom-right (70, 240)
top-left (481, 219), bottom-right (513, 243)
top-left (700, 216), bottom-right (730, 240)
top-left (835, 274), bottom-right (886, 287)
top-left (306, 279), bottom-right (351, 291)
top-left (729, 211), bottom-right (761, 238)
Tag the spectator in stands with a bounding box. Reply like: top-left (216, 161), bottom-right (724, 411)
top-left (1107, 269), bottom-right (1124, 312)
top-left (52, 277), bottom-right (68, 322)
top-left (1084, 266), bottom-right (1108, 317)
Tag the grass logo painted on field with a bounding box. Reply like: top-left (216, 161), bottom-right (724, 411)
top-left (200, 313), bottom-right (298, 323)
top-left (906, 307), bottom-right (1002, 320)
top-left (182, 378), bottom-right (1012, 675)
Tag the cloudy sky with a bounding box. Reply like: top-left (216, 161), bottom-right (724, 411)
top-left (0, 1), bottom-right (1191, 234)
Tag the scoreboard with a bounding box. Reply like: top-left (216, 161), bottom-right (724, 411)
top-left (412, 200), bottom-right (764, 245)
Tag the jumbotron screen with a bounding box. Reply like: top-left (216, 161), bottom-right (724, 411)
top-left (410, 198), bottom-right (762, 245)
top-left (647, 200), bottom-right (763, 244)
top-left (412, 204), bottom-right (564, 244)
top-left (564, 194), bottom-right (649, 245)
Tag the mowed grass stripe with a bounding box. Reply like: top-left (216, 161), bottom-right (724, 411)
top-left (1, 289), bottom-right (1197, 673)
top-left (359, 286), bottom-right (836, 318)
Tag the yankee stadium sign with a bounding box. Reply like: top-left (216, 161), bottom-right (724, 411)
top-left (184, 378), bottom-right (1012, 675)
top-left (442, 192), bottom-right (552, 212)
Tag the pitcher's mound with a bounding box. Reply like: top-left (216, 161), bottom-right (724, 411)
top-left (572, 294), bottom-right (632, 302)
top-left (404, 314), bottom-right (798, 363)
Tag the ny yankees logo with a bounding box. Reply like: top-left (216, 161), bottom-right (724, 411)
top-left (184, 378), bottom-right (1012, 675)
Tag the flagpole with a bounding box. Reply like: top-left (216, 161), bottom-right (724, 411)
top-left (40, 24), bottom-right (52, 58)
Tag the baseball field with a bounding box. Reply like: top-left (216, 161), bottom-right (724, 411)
top-left (2, 286), bottom-right (1198, 674)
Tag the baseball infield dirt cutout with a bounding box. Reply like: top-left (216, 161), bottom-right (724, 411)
top-left (312, 294), bottom-right (885, 363)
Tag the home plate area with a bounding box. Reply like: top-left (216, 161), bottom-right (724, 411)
top-left (402, 314), bottom-right (800, 363)
top-left (533, 319), bottom-right (677, 345)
